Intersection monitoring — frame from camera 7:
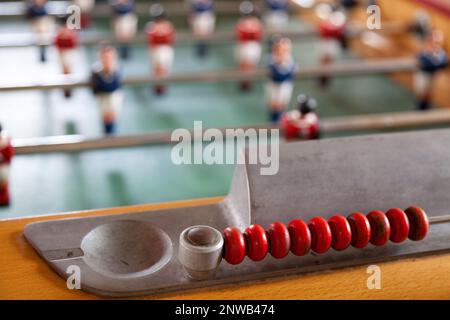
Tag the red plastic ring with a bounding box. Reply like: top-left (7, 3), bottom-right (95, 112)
top-left (404, 206), bottom-right (429, 241)
top-left (328, 214), bottom-right (352, 251)
top-left (244, 224), bottom-right (269, 261)
top-left (385, 208), bottom-right (410, 243)
top-left (347, 212), bottom-right (371, 249)
top-left (223, 227), bottom-right (246, 265)
top-left (288, 219), bottom-right (311, 256)
top-left (308, 217), bottom-right (332, 254)
top-left (367, 210), bottom-right (391, 246)
top-left (267, 221), bottom-right (291, 259)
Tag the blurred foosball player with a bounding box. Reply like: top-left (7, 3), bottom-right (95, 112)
top-left (337, 0), bottom-right (359, 21)
top-left (54, 15), bottom-right (79, 98)
top-left (146, 4), bottom-right (176, 95)
top-left (235, 1), bottom-right (263, 91)
top-left (264, 0), bottom-right (289, 30)
top-left (280, 95), bottom-right (320, 141)
top-left (111, 0), bottom-right (137, 60)
top-left (267, 36), bottom-right (296, 123)
top-left (415, 30), bottom-right (449, 110)
top-left (189, 0), bottom-right (216, 57)
top-left (317, 6), bottom-right (347, 88)
top-left (26, 0), bottom-right (55, 62)
top-left (73, 0), bottom-right (95, 29)
top-left (0, 124), bottom-right (14, 207)
top-left (91, 45), bottom-right (123, 135)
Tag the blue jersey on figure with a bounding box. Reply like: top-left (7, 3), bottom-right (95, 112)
top-left (92, 68), bottom-right (122, 94)
top-left (418, 49), bottom-right (448, 74)
top-left (269, 57), bottom-right (296, 83)
top-left (111, 0), bottom-right (134, 16)
top-left (266, 0), bottom-right (288, 12)
top-left (191, 0), bottom-right (214, 13)
top-left (26, 2), bottom-right (48, 19)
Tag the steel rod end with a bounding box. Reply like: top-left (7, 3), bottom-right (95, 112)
top-left (178, 225), bottom-right (224, 280)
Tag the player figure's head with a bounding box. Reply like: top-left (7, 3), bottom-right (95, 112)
top-left (329, 5), bottom-right (346, 25)
top-left (296, 94), bottom-right (317, 115)
top-left (428, 29), bottom-right (444, 50)
top-left (32, 0), bottom-right (47, 6)
top-left (150, 3), bottom-right (166, 21)
top-left (240, 1), bottom-right (256, 17)
top-left (272, 36), bottom-right (292, 63)
top-left (0, 123), bottom-right (3, 133)
top-left (99, 43), bottom-right (118, 73)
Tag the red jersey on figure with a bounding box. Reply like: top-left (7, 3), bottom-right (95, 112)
top-left (54, 27), bottom-right (78, 50)
top-left (146, 21), bottom-right (175, 47)
top-left (236, 17), bottom-right (263, 42)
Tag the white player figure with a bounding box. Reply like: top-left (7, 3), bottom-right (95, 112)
top-left (146, 4), bottom-right (176, 95)
top-left (235, 1), bottom-right (263, 91)
top-left (264, 0), bottom-right (289, 30)
top-left (73, 0), bottom-right (95, 28)
top-left (415, 29), bottom-right (449, 110)
top-left (26, 0), bottom-right (55, 62)
top-left (189, 0), bottom-right (216, 57)
top-left (91, 45), bottom-right (123, 135)
top-left (111, 0), bottom-right (138, 60)
top-left (0, 124), bottom-right (14, 207)
top-left (267, 36), bottom-right (296, 123)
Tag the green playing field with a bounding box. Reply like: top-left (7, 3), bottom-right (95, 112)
top-left (0, 14), bottom-right (420, 219)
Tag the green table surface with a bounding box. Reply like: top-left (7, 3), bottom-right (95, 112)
top-left (0, 15), bottom-right (424, 219)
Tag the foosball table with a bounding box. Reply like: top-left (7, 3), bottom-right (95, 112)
top-left (1, 128), bottom-right (448, 298)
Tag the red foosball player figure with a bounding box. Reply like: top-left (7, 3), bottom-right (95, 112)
top-left (0, 124), bottom-right (14, 207)
top-left (280, 95), bottom-right (320, 141)
top-left (91, 44), bottom-right (123, 135)
top-left (189, 0), bottom-right (216, 57)
top-left (54, 15), bottom-right (79, 98)
top-left (415, 29), bottom-right (449, 110)
top-left (111, 0), bottom-right (137, 60)
top-left (317, 7), bottom-right (347, 88)
top-left (146, 4), bottom-right (176, 95)
top-left (26, 0), bottom-right (55, 63)
top-left (73, 0), bottom-right (95, 29)
top-left (235, 1), bottom-right (263, 91)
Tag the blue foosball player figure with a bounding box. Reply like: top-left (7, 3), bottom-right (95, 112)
top-left (189, 0), bottom-right (216, 57)
top-left (111, 0), bottom-right (137, 60)
top-left (264, 0), bottom-right (289, 31)
top-left (267, 36), bottom-right (296, 123)
top-left (91, 44), bottom-right (123, 135)
top-left (415, 30), bottom-right (449, 110)
top-left (26, 0), bottom-right (55, 63)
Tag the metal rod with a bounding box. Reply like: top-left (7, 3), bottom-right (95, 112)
top-left (0, 1), bottom-right (263, 18)
top-left (429, 215), bottom-right (450, 225)
top-left (12, 109), bottom-right (450, 155)
top-left (0, 21), bottom-right (408, 48)
top-left (0, 57), bottom-right (418, 92)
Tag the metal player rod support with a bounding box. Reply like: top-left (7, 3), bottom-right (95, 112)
top-left (0, 57), bottom-right (418, 92)
top-left (178, 213), bottom-right (450, 279)
top-left (0, 21), bottom-right (408, 48)
top-left (12, 109), bottom-right (450, 155)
